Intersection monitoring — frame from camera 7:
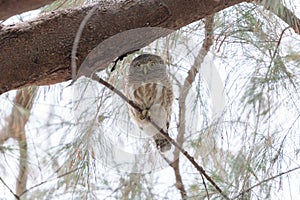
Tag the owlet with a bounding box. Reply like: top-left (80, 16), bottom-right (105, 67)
top-left (125, 54), bottom-right (174, 152)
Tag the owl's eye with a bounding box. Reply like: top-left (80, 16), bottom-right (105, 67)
top-left (148, 62), bottom-right (155, 67)
top-left (135, 62), bottom-right (141, 67)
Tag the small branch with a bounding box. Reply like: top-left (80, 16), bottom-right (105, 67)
top-left (19, 167), bottom-right (82, 197)
top-left (0, 86), bottom-right (37, 196)
top-left (93, 75), bottom-right (230, 200)
top-left (94, 75), bottom-right (142, 113)
top-left (0, 129), bottom-right (10, 144)
top-left (268, 26), bottom-right (290, 68)
top-left (0, 177), bottom-right (19, 200)
top-left (71, 6), bottom-right (98, 80)
top-left (16, 131), bottom-right (28, 196)
top-left (169, 160), bottom-right (187, 199)
top-left (200, 173), bottom-right (210, 200)
top-left (182, 15), bottom-right (214, 91)
top-left (233, 166), bottom-right (300, 199)
top-left (259, 0), bottom-right (300, 34)
top-left (171, 15), bottom-right (214, 199)
top-left (123, 174), bottom-right (141, 200)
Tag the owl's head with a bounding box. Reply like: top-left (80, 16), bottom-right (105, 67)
top-left (131, 54), bottom-right (164, 67)
top-left (130, 54), bottom-right (165, 75)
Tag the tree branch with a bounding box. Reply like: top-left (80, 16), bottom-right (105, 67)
top-left (233, 166), bottom-right (300, 199)
top-left (259, 0), bottom-right (300, 34)
top-left (0, 0), bottom-right (249, 95)
top-left (0, 177), bottom-right (19, 200)
top-left (169, 160), bottom-right (187, 199)
top-left (122, 174), bottom-right (141, 200)
top-left (0, 86), bottom-right (37, 197)
top-left (0, 0), bottom-right (55, 20)
top-left (19, 167), bottom-right (82, 197)
top-left (0, 87), bottom-right (37, 143)
top-left (169, 15), bottom-right (215, 200)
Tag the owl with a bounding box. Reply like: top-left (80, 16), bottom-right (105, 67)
top-left (125, 54), bottom-right (174, 152)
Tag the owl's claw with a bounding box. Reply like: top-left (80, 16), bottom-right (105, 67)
top-left (154, 136), bottom-right (171, 153)
top-left (139, 109), bottom-right (151, 120)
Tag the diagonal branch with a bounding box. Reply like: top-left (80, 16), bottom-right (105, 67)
top-left (0, 177), bottom-right (19, 200)
top-left (19, 167), bottom-right (83, 197)
top-left (233, 166), bottom-right (300, 199)
top-left (259, 0), bottom-right (300, 34)
top-left (93, 75), bottom-right (230, 200)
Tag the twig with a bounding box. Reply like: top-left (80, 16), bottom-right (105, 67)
top-left (233, 166), bottom-right (300, 199)
top-left (268, 26), bottom-right (290, 68)
top-left (19, 167), bottom-right (82, 197)
top-left (16, 132), bottom-right (28, 196)
top-left (93, 75), bottom-right (230, 200)
top-left (170, 14), bottom-right (215, 200)
top-left (169, 159), bottom-right (187, 199)
top-left (123, 174), bottom-right (141, 200)
top-left (71, 6), bottom-right (98, 80)
top-left (200, 173), bottom-right (210, 200)
top-left (0, 87), bottom-right (37, 196)
top-left (0, 177), bottom-right (20, 200)
top-left (53, 0), bottom-right (69, 10)
top-left (259, 0), bottom-right (300, 34)
top-left (94, 74), bottom-right (142, 113)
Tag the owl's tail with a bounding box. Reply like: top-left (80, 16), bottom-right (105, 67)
top-left (154, 134), bottom-right (171, 152)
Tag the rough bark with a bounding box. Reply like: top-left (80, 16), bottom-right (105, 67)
top-left (0, 0), bottom-right (55, 20)
top-left (0, 0), bottom-right (248, 95)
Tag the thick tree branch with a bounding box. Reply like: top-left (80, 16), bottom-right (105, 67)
top-left (0, 0), bottom-right (249, 95)
top-left (0, 0), bottom-right (55, 20)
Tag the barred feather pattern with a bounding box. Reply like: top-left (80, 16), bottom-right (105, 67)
top-left (125, 54), bottom-right (174, 152)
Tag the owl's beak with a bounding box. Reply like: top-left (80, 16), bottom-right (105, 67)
top-left (143, 66), bottom-right (148, 75)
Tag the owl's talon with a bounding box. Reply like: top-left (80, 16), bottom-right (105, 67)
top-left (139, 109), bottom-right (151, 120)
top-left (154, 136), bottom-right (171, 152)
